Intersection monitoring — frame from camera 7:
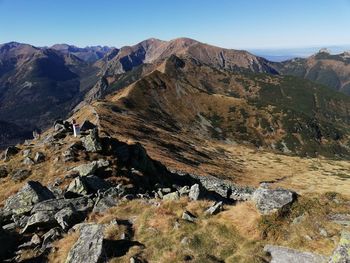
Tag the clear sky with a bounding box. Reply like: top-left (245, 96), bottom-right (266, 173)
top-left (1, 0), bottom-right (350, 49)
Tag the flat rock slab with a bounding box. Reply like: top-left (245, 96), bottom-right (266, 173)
top-left (253, 187), bottom-right (296, 214)
top-left (264, 245), bottom-right (327, 263)
top-left (65, 224), bottom-right (105, 263)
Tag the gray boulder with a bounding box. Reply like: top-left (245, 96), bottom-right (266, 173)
top-left (93, 186), bottom-right (125, 213)
top-left (32, 196), bottom-right (94, 214)
top-left (3, 146), bottom-right (19, 161)
top-left (328, 231), bottom-right (350, 263)
top-left (80, 129), bottom-right (102, 152)
top-left (65, 224), bottom-right (105, 263)
top-left (252, 186), bottom-right (296, 215)
top-left (23, 157), bottom-right (35, 165)
top-left (42, 227), bottom-right (61, 249)
top-left (0, 166), bottom-right (8, 178)
top-left (182, 211), bottom-right (197, 222)
top-left (205, 201), bottom-right (223, 215)
top-left (189, 184), bottom-right (200, 200)
top-left (264, 245), bottom-right (327, 263)
top-left (34, 152), bottom-right (45, 163)
top-left (22, 149), bottom-right (32, 158)
top-left (65, 176), bottom-right (110, 198)
top-left (21, 210), bottom-right (57, 233)
top-left (4, 181), bottom-right (55, 215)
top-left (72, 159), bottom-right (109, 177)
top-left (163, 191), bottom-right (180, 201)
top-left (54, 205), bottom-right (81, 231)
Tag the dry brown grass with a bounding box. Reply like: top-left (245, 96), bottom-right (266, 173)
top-left (48, 231), bottom-right (80, 263)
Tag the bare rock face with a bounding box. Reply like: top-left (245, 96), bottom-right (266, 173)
top-left (328, 231), bottom-right (350, 263)
top-left (264, 245), bottom-right (328, 263)
top-left (252, 185), bottom-right (297, 215)
top-left (4, 181), bottom-right (55, 215)
top-left (65, 224), bottom-right (105, 263)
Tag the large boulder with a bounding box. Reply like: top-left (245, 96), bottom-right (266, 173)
top-left (54, 205), bottom-right (83, 231)
top-left (252, 186), bottom-right (297, 214)
top-left (264, 245), bottom-right (327, 263)
top-left (21, 210), bottom-right (57, 233)
top-left (81, 129), bottom-right (102, 152)
top-left (189, 184), bottom-right (200, 200)
top-left (31, 196), bottom-right (94, 215)
top-left (4, 181), bottom-right (55, 215)
top-left (328, 231), bottom-right (350, 263)
top-left (65, 176), bottom-right (110, 198)
top-left (65, 224), bottom-right (105, 263)
top-left (72, 159), bottom-right (109, 177)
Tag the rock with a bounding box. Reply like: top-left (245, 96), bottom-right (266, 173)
top-left (264, 245), bottom-right (327, 263)
top-left (252, 186), bottom-right (297, 214)
top-left (93, 186), bottom-right (124, 213)
top-left (328, 214), bottom-right (350, 227)
top-left (21, 210), bottom-right (57, 233)
top-left (65, 177), bottom-right (89, 198)
top-left (4, 181), bottom-right (55, 215)
top-left (0, 166), bottom-right (8, 178)
top-left (292, 214), bottom-right (305, 225)
top-left (31, 196), bottom-right (94, 215)
top-left (34, 152), bottom-right (45, 163)
top-left (65, 176), bottom-right (110, 198)
top-left (81, 129), bottom-right (102, 152)
top-left (31, 234), bottom-right (41, 245)
top-left (189, 174), bottom-right (254, 201)
top-left (65, 224), bottom-right (105, 263)
top-left (328, 231), bottom-right (350, 263)
top-left (205, 201), bottom-right (223, 215)
top-left (178, 185), bottom-right (190, 196)
top-left (72, 159), bottom-right (109, 177)
top-left (12, 214), bottom-right (30, 228)
top-left (3, 146), bottom-right (19, 161)
top-left (41, 227), bottom-right (61, 249)
top-left (54, 205), bottom-right (82, 231)
top-left (23, 157), bottom-right (35, 165)
top-left (11, 169), bottom-right (31, 182)
top-left (189, 184), bottom-right (200, 200)
top-left (319, 228), bottom-right (328, 237)
top-left (22, 149), bottom-right (32, 157)
top-left (163, 191), bottom-right (180, 200)
top-left (80, 120), bottom-right (96, 132)
top-left (182, 211), bottom-right (197, 222)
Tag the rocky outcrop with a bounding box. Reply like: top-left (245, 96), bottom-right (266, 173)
top-left (72, 159), bottom-right (109, 177)
top-left (252, 185), bottom-right (297, 214)
top-left (264, 245), bottom-right (328, 263)
top-left (328, 231), bottom-right (350, 263)
top-left (3, 146), bottom-right (19, 161)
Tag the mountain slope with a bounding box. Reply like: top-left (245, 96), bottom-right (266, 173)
top-left (51, 44), bottom-right (113, 62)
top-left (273, 49), bottom-right (350, 94)
top-left (0, 42), bottom-right (100, 145)
top-left (94, 55), bottom-right (350, 161)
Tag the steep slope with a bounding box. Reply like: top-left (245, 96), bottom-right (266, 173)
top-left (93, 55), bottom-right (350, 162)
top-left (0, 42), bottom-right (100, 147)
top-left (274, 49), bottom-right (350, 94)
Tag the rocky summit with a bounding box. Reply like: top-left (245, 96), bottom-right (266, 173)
top-left (1, 37), bottom-right (350, 263)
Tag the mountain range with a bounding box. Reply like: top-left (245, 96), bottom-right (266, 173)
top-left (2, 38), bottom-right (350, 158)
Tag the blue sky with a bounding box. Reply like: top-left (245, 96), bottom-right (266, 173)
top-left (1, 0), bottom-right (350, 50)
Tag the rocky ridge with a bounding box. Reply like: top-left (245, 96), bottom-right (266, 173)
top-left (0, 117), bottom-right (349, 262)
